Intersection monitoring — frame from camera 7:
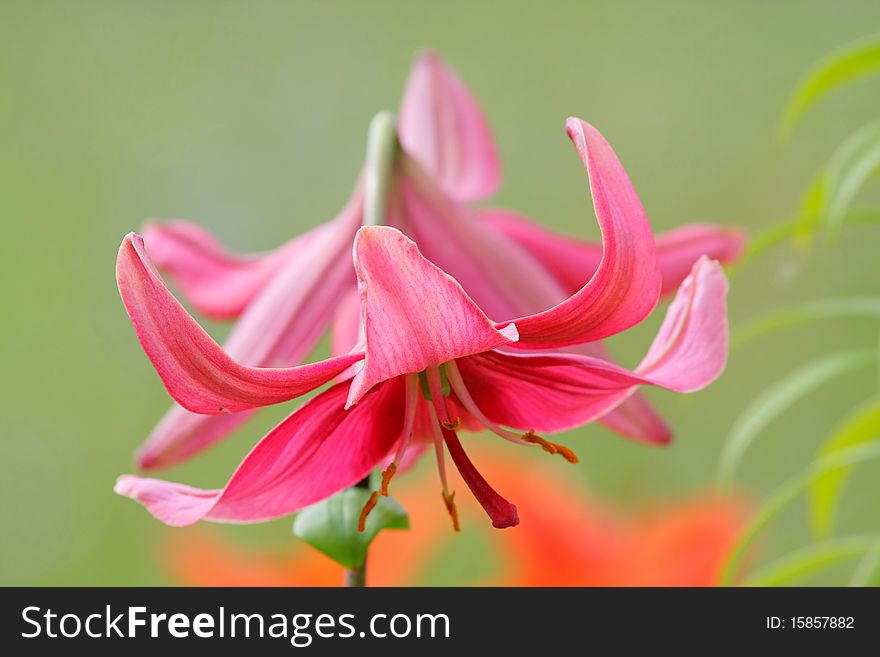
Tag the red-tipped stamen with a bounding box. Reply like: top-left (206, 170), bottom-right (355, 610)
top-left (440, 424), bottom-right (519, 529)
top-left (358, 491), bottom-right (379, 533)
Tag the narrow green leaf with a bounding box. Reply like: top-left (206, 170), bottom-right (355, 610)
top-left (292, 488), bottom-right (409, 569)
top-left (850, 544), bottom-right (880, 586)
top-left (717, 350), bottom-right (873, 489)
top-left (781, 34), bottom-right (880, 136)
top-left (820, 121), bottom-right (880, 237)
top-left (791, 174), bottom-right (827, 249)
top-left (729, 210), bottom-right (880, 275)
top-left (809, 398), bottom-right (880, 538)
top-left (745, 536), bottom-right (880, 586)
top-left (732, 298), bottom-right (880, 348)
top-left (719, 443), bottom-right (880, 586)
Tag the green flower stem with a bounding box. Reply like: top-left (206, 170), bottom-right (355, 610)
top-left (345, 476), bottom-right (372, 588)
top-left (340, 111), bottom-right (399, 588)
top-left (363, 110), bottom-right (400, 227)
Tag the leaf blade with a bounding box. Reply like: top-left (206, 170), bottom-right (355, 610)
top-left (745, 536), bottom-right (880, 586)
top-left (781, 34), bottom-right (880, 136)
top-left (717, 350), bottom-right (873, 489)
top-left (719, 443), bottom-right (880, 586)
top-left (732, 298), bottom-right (880, 348)
top-left (292, 488), bottom-right (409, 569)
top-left (809, 398), bottom-right (880, 538)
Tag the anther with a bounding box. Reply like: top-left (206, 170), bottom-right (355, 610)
top-left (441, 417), bottom-right (462, 431)
top-left (380, 463), bottom-right (397, 496)
top-left (358, 491), bottom-right (380, 532)
top-left (442, 491), bottom-right (461, 532)
top-left (523, 430), bottom-right (579, 464)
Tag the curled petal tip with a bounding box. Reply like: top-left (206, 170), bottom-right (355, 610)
top-left (414, 48), bottom-right (441, 65)
top-left (497, 322), bottom-right (519, 342)
top-left (399, 52), bottom-right (500, 202)
top-left (113, 475), bottom-right (136, 496)
top-left (117, 230), bottom-right (362, 414)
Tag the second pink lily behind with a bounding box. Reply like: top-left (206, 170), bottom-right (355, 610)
top-left (135, 52), bottom-right (743, 472)
top-left (115, 119), bottom-right (729, 529)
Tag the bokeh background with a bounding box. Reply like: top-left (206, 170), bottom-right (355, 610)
top-left (2, 0), bottom-right (879, 585)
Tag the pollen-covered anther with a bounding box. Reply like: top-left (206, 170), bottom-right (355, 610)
top-left (441, 491), bottom-right (461, 532)
top-left (380, 463), bottom-right (397, 496)
top-left (358, 491), bottom-right (380, 532)
top-left (441, 416), bottom-right (462, 431)
top-left (523, 430), bottom-right (579, 464)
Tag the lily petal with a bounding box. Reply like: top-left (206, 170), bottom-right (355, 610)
top-left (567, 341), bottom-right (672, 444)
top-left (457, 257), bottom-right (728, 432)
top-left (394, 156), bottom-right (569, 323)
top-left (398, 51), bottom-right (501, 203)
top-left (137, 407), bottom-right (253, 470)
top-left (116, 233), bottom-right (362, 414)
top-left (136, 204), bottom-right (359, 469)
top-left (506, 119), bottom-right (662, 348)
top-left (479, 210), bottom-right (745, 298)
top-left (116, 378), bottom-right (404, 526)
top-left (346, 226), bottom-right (519, 408)
top-left (394, 161), bottom-right (672, 444)
top-left (598, 390), bottom-right (672, 445)
top-left (635, 256), bottom-right (729, 388)
top-left (142, 220), bottom-right (334, 320)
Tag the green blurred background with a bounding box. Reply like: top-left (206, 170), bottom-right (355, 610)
top-left (2, 0), bottom-right (879, 585)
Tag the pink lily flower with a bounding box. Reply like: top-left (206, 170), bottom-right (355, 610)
top-left (136, 53), bottom-right (743, 471)
top-left (114, 120), bottom-right (730, 529)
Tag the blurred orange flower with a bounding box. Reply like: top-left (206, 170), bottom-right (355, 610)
top-left (161, 449), bottom-right (747, 587)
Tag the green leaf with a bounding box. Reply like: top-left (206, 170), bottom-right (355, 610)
top-left (292, 488), bottom-right (409, 569)
top-left (745, 535), bottom-right (880, 586)
top-left (731, 210), bottom-right (880, 274)
top-left (781, 34), bottom-right (880, 136)
top-left (732, 298), bottom-right (880, 348)
top-left (809, 398), bottom-right (880, 538)
top-left (819, 121), bottom-right (880, 237)
top-left (791, 174), bottom-right (828, 248)
top-left (850, 544), bottom-right (880, 586)
top-left (719, 443), bottom-right (880, 586)
top-left (717, 350), bottom-right (874, 489)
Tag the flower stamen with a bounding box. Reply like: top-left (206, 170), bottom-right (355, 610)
top-left (379, 373), bottom-right (419, 498)
top-left (427, 404), bottom-right (452, 497)
top-left (522, 430), bottom-right (579, 463)
top-left (428, 402), bottom-right (462, 532)
top-left (380, 463), bottom-right (397, 497)
top-left (358, 491), bottom-right (379, 532)
top-left (444, 360), bottom-right (530, 445)
top-left (442, 491), bottom-right (461, 532)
